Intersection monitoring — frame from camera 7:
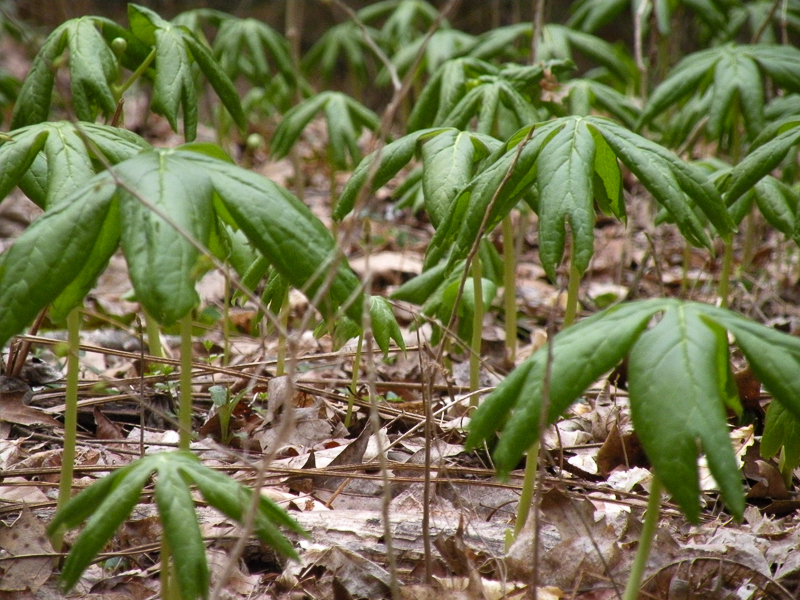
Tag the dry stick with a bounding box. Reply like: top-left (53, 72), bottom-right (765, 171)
top-left (321, 3), bottom-right (462, 597)
top-left (531, 0), bottom-right (546, 64)
top-left (751, 0), bottom-right (783, 44)
top-left (326, 0), bottom-right (402, 93)
top-left (6, 308), bottom-right (48, 378)
top-left (223, 2), bottom-right (458, 592)
top-left (209, 376), bottom-right (297, 600)
top-left (419, 334), bottom-right (435, 584)
top-left (529, 329), bottom-right (555, 600)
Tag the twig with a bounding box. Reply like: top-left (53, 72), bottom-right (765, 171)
top-left (435, 124), bottom-right (537, 368)
top-left (326, 0), bottom-right (402, 92)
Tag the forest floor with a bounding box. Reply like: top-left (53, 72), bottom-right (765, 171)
top-left (3, 39), bottom-right (800, 600)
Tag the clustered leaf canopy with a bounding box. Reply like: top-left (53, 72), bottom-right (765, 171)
top-left (0, 146), bottom-right (376, 347)
top-left (48, 451), bottom-right (306, 599)
top-left (10, 4), bottom-right (246, 142)
top-left (467, 298), bottom-right (800, 523)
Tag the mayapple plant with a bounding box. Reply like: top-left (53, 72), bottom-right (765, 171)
top-left (11, 4), bottom-right (247, 141)
top-left (466, 297), bottom-right (800, 597)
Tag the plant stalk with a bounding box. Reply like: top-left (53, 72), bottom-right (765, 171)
top-left (719, 240), bottom-right (733, 309)
top-left (502, 214), bottom-right (518, 364)
top-left (563, 259), bottom-right (582, 327)
top-left (512, 440), bottom-right (539, 541)
top-left (179, 313), bottom-right (193, 451)
top-left (113, 47), bottom-right (157, 99)
top-left (623, 476), bottom-right (662, 600)
top-left (144, 309), bottom-right (164, 359)
top-left (345, 333), bottom-right (364, 428)
top-left (53, 307), bottom-right (81, 550)
top-left (470, 258), bottom-right (484, 398)
top-left (276, 286), bottom-right (290, 376)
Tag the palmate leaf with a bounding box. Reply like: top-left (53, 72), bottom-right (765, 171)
top-left (724, 120), bottom-right (800, 205)
top-left (0, 146), bottom-right (391, 346)
top-left (333, 128), bottom-right (445, 221)
top-left (640, 44), bottom-right (800, 142)
top-left (467, 298), bottom-right (800, 522)
top-left (0, 121), bottom-right (150, 209)
top-left (428, 116), bottom-right (734, 281)
top-left (211, 16), bottom-right (296, 87)
top-left (270, 91), bottom-right (380, 171)
top-left (0, 179), bottom-right (118, 348)
top-left (10, 17), bottom-right (118, 128)
top-left (127, 3), bottom-right (245, 141)
top-left (48, 451), bottom-right (305, 598)
top-left (379, 28), bottom-right (476, 84)
top-left (358, 0), bottom-right (440, 51)
top-left (468, 23), bottom-right (634, 83)
top-left (565, 78), bottom-right (641, 129)
top-left (333, 127), bottom-right (500, 230)
top-left (302, 21), bottom-right (378, 83)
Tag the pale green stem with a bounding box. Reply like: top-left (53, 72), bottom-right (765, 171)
top-left (144, 309), bottom-right (164, 359)
top-left (160, 535), bottom-right (179, 600)
top-left (779, 447), bottom-right (793, 490)
top-left (470, 258), bottom-right (484, 400)
top-left (502, 215), bottom-right (518, 364)
top-left (681, 240), bottom-right (691, 298)
top-left (741, 211), bottom-right (758, 271)
top-left (53, 307), bottom-right (81, 550)
top-left (719, 240), bottom-right (733, 309)
top-left (113, 47), bottom-right (157, 99)
top-left (512, 441), bottom-right (539, 542)
top-left (179, 314), bottom-right (193, 451)
top-left (275, 286), bottom-right (290, 377)
top-left (223, 278), bottom-right (231, 366)
top-left (623, 476), bottom-right (662, 600)
top-left (345, 333), bottom-right (364, 428)
top-left (563, 260), bottom-right (582, 328)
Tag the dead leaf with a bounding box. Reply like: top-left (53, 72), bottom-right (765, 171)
top-left (0, 386), bottom-right (60, 428)
top-left (94, 406), bottom-right (125, 440)
top-left (0, 507), bottom-right (53, 593)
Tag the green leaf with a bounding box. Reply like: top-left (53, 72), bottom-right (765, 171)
top-left (0, 129), bottom-right (49, 205)
top-left (703, 308), bottom-right (800, 422)
top-left (3, 122), bottom-right (149, 209)
top-left (50, 201), bottom-right (121, 322)
top-left (466, 299), bottom-right (669, 472)
top-left (208, 158), bottom-right (366, 323)
top-left (724, 124), bottom-right (800, 205)
top-left (11, 17), bottom-right (118, 128)
top-left (128, 3), bottom-right (245, 141)
top-left (761, 402), bottom-right (800, 471)
top-left (212, 17), bottom-right (295, 87)
top-left (536, 117), bottom-right (596, 281)
top-left (752, 176), bottom-right (798, 241)
top-left (303, 21), bottom-right (376, 83)
top-left (271, 91), bottom-right (379, 171)
top-left (590, 126), bottom-right (624, 219)
top-left (426, 120), bottom-right (561, 270)
top-left (116, 152), bottom-right (213, 325)
top-left (187, 460), bottom-right (302, 559)
top-left (155, 458), bottom-right (208, 600)
top-left (49, 451), bottom-right (303, 596)
top-left (53, 458), bottom-right (155, 592)
top-left (0, 176), bottom-right (117, 348)
top-left (370, 296), bottom-right (405, 356)
top-left (334, 128), bottom-right (446, 221)
top-left (628, 304), bottom-right (744, 522)
top-left (590, 116), bottom-right (734, 245)
top-left (420, 129), bottom-right (476, 228)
